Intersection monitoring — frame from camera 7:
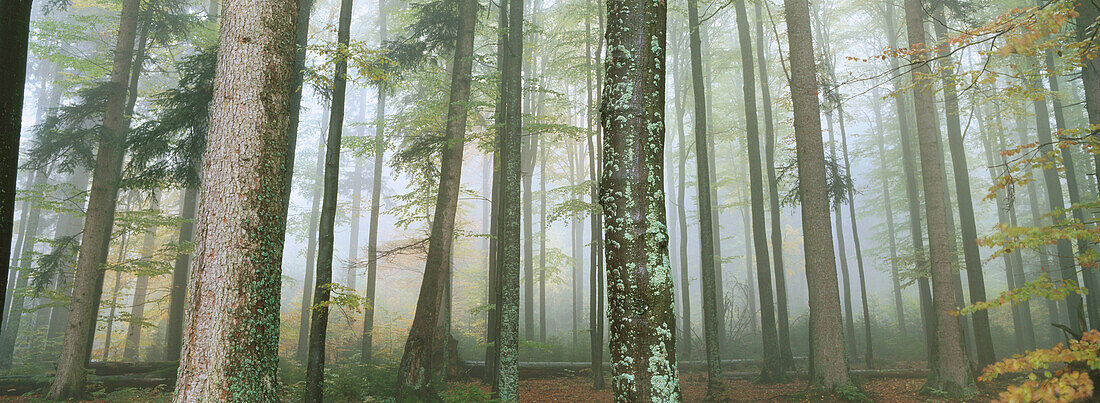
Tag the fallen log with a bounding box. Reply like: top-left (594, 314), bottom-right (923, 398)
top-left (0, 375), bottom-right (173, 395)
top-left (86, 361), bottom-right (178, 376)
top-left (723, 368), bottom-right (929, 380)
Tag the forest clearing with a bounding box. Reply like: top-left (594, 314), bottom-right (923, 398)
top-left (2, 0), bottom-right (1100, 399)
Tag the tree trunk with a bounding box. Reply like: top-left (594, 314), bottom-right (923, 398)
top-left (47, 0), bottom-right (142, 394)
top-left (675, 39), bottom-right (692, 362)
top-left (688, 0), bottom-right (723, 395)
top-left (361, 0), bottom-right (387, 362)
top-left (1074, 0), bottom-right (1100, 330)
top-left (755, 0), bottom-right (792, 369)
top-left (393, 0), bottom-right (477, 397)
top-left (733, 0), bottom-right (782, 381)
top-left (123, 194), bottom-right (158, 361)
top-left (304, 0), bottom-right (351, 397)
top-left (165, 187), bottom-right (197, 361)
top-left (538, 135), bottom-right (547, 343)
top-left (523, 115), bottom-right (535, 342)
top-left (103, 265), bottom-right (124, 360)
top-left (585, 2), bottom-right (607, 388)
top-left (870, 92), bottom-right (906, 337)
top-left (903, 0), bottom-right (975, 395)
top-left (48, 169), bottom-right (90, 342)
top-left (0, 169), bottom-right (46, 369)
top-left (931, 4), bottom-right (994, 366)
top-left (296, 103), bottom-right (329, 363)
top-left (782, 0), bottom-right (851, 390)
top-left (598, 0), bottom-right (682, 397)
top-left (170, 0), bottom-right (300, 397)
top-left (0, 0), bottom-right (35, 340)
top-left (3, 179), bottom-right (30, 336)
top-left (569, 145), bottom-right (581, 354)
top-left (836, 104), bottom-right (874, 369)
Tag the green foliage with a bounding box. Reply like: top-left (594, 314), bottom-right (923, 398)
top-left (441, 383), bottom-right (494, 403)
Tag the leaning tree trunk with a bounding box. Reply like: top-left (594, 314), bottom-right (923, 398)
top-left (903, 0), bottom-right (975, 395)
top-left (755, 0), bottom-right (792, 369)
top-left (171, 0), bottom-right (300, 397)
top-left (733, 0), bottom-right (782, 382)
top-left (782, 0), bottom-right (852, 391)
top-left (47, 0), bottom-right (142, 395)
top-left (304, 0), bottom-right (351, 398)
top-left (361, 0), bottom-right (387, 362)
top-left (931, 4), bottom-right (994, 367)
top-left (123, 193), bottom-right (159, 361)
top-left (0, 0), bottom-right (35, 339)
top-left (393, 0), bottom-right (477, 398)
top-left (687, 0), bottom-right (723, 396)
top-left (598, 0), bottom-right (682, 397)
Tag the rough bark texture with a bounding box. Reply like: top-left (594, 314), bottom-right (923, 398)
top-left (170, 0), bottom-right (299, 397)
top-left (494, 0), bottom-right (522, 396)
top-left (393, 0), bottom-right (476, 397)
top-left (903, 0), bottom-right (975, 395)
top-left (782, 0), bottom-right (851, 390)
top-left (733, 0), bottom-right (782, 382)
top-left (687, 0), bottom-right (723, 396)
top-left (0, 0), bottom-right (34, 339)
top-left (931, 5), bottom-right (994, 367)
top-left (361, 0), bottom-right (387, 362)
top-left (304, 0), bottom-right (351, 397)
top-left (165, 187), bottom-right (197, 361)
top-left (47, 0), bottom-right (142, 395)
top-left (598, 0), bottom-right (682, 397)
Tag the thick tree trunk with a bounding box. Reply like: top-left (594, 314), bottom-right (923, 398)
top-left (123, 194), bottom-right (158, 361)
top-left (304, 0), bottom-right (351, 398)
top-left (782, 0), bottom-right (851, 390)
top-left (393, 0), bottom-right (477, 398)
top-left (296, 103), bottom-right (329, 363)
top-left (0, 0), bottom-right (35, 340)
top-left (903, 0), bottom-right (975, 395)
top-left (361, 0), bottom-right (387, 362)
top-left (733, 0), bottom-right (782, 382)
top-left (171, 0), bottom-right (300, 397)
top-left (598, 0), bottom-right (682, 397)
top-left (931, 5), bottom-right (994, 367)
top-left (755, 0), bottom-right (792, 369)
top-left (687, 0), bottom-right (723, 395)
top-left (164, 187), bottom-right (197, 361)
top-left (47, 0), bottom-right (142, 394)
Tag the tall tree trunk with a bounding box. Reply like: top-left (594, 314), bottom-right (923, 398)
top-left (700, 29), bottom-right (727, 350)
top-left (0, 169), bottom-right (46, 369)
top-left (569, 145), bottom-right (581, 353)
top-left (171, 0), bottom-right (300, 396)
top-left (672, 29), bottom-right (692, 361)
top-left (361, 0), bottom-right (387, 362)
top-left (123, 193), bottom-right (158, 361)
top-left (1074, 0), bottom-right (1100, 330)
top-left (688, 0), bottom-right (723, 395)
top-left (523, 114), bottom-right (535, 342)
top-left (348, 160), bottom-right (362, 293)
top-left (733, 0), bottom-right (782, 381)
top-left (882, 1), bottom-right (934, 358)
top-left (296, 103), bottom-right (329, 362)
top-left (304, 0), bottom-right (351, 397)
top-left (835, 104), bottom-right (874, 368)
top-left (755, 0), bottom-right (792, 368)
top-left (0, 0), bottom-right (35, 339)
top-left (47, 0), bottom-right (142, 394)
top-left (599, 0), bottom-right (682, 396)
top-left (538, 135), bottom-right (547, 343)
top-left (3, 179), bottom-right (30, 336)
top-left (903, 0), bottom-right (975, 395)
top-left (103, 244), bottom-right (126, 361)
top-left (585, 2), bottom-right (607, 388)
top-left (931, 4), bottom-right (994, 366)
top-left (782, 0), bottom-right (852, 390)
top-left (165, 187), bottom-right (197, 361)
top-left (870, 92), bottom-right (906, 336)
top-left (393, 0), bottom-right (478, 397)
top-left (48, 169), bottom-right (90, 342)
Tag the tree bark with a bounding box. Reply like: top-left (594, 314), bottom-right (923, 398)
top-left (538, 134), bottom-right (547, 343)
top-left (296, 103), bottom-right (329, 363)
top-left (47, 0), bottom-right (142, 394)
top-left (1073, 0), bottom-right (1100, 330)
top-left (48, 169), bottom-right (90, 342)
top-left (0, 169), bottom-right (46, 369)
top-left (687, 0), bottom-right (723, 395)
top-left (903, 0), bottom-right (975, 395)
top-left (165, 187), bottom-right (197, 361)
top-left (123, 193), bottom-right (158, 361)
top-left (361, 0), bottom-right (387, 362)
top-left (598, 0), bottom-right (682, 397)
top-left (782, 0), bottom-right (852, 390)
top-left (393, 0), bottom-right (477, 398)
top-left (170, 0), bottom-right (300, 396)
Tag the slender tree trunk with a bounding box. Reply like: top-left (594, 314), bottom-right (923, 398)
top-left (733, 0), bottom-right (782, 381)
top-left (930, 5), bottom-right (994, 366)
top-left (0, 169), bottom-right (46, 369)
top-left (296, 103), bottom-right (329, 363)
top-left (903, 0), bottom-right (975, 395)
top-left (171, 0), bottom-right (300, 396)
top-left (782, 0), bottom-right (851, 390)
top-left (165, 186), bottom-right (197, 361)
top-left (47, 0), bottom-right (142, 394)
top-left (824, 112), bottom-right (857, 362)
top-left (835, 104), bottom-right (874, 369)
top-left (0, 0), bottom-right (35, 339)
top-left (3, 179), bottom-right (30, 336)
top-left (673, 31), bottom-right (692, 361)
top-left (348, 161), bottom-right (362, 294)
top-left (538, 136), bottom-right (547, 343)
top-left (870, 92), bottom-right (906, 336)
top-left (569, 145), bottom-right (581, 353)
top-left (393, 0), bottom-right (477, 397)
top-left (361, 0), bottom-right (387, 362)
top-left (755, 0), bottom-right (791, 369)
top-left (123, 194), bottom-right (158, 361)
top-left (599, 0), bottom-right (682, 396)
top-left (304, 0), bottom-right (351, 397)
top-left (103, 251), bottom-right (125, 361)
top-left (585, 3), bottom-right (606, 388)
top-left (48, 169), bottom-right (90, 342)
top-left (688, 0), bottom-right (723, 395)
top-left (523, 115), bottom-right (535, 342)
